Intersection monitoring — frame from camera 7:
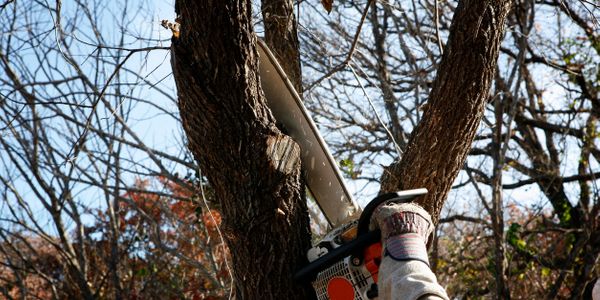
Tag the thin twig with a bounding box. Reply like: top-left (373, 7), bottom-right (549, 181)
top-left (65, 47), bottom-right (170, 164)
top-left (349, 62), bottom-right (402, 157)
top-left (434, 0), bottom-right (444, 55)
top-left (198, 167), bottom-right (234, 300)
top-left (0, 0), bottom-right (14, 10)
top-left (439, 214), bottom-right (490, 226)
top-left (306, 0), bottom-right (374, 91)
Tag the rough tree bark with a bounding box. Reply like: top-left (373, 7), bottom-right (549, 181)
top-left (380, 0), bottom-right (514, 225)
top-left (171, 0), bottom-right (314, 298)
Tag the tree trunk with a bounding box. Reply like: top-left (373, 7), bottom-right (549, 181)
top-left (491, 96), bottom-right (511, 299)
top-left (171, 0), bottom-right (314, 298)
top-left (261, 0), bottom-right (303, 94)
top-left (380, 0), bottom-right (513, 223)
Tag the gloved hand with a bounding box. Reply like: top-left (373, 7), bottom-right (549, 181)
top-left (370, 202), bottom-right (434, 266)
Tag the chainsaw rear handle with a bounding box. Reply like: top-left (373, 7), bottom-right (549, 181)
top-left (294, 189), bottom-right (428, 282)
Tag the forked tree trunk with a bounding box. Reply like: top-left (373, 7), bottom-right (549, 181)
top-left (380, 0), bottom-right (513, 225)
top-left (172, 0), bottom-right (513, 297)
top-left (171, 0), bottom-right (314, 298)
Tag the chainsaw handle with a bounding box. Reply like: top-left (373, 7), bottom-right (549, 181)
top-left (356, 192), bottom-right (409, 237)
top-left (294, 189), bottom-right (428, 282)
top-left (357, 189), bottom-right (429, 237)
top-left (294, 229), bottom-right (381, 282)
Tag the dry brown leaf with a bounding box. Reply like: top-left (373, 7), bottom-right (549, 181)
top-left (321, 0), bottom-right (333, 13)
top-left (160, 19), bottom-right (180, 39)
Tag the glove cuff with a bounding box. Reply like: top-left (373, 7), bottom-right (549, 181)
top-left (384, 233), bottom-right (430, 267)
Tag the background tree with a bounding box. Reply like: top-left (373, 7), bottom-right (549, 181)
top-left (0, 178), bottom-right (230, 299)
top-left (0, 0), bottom-right (230, 299)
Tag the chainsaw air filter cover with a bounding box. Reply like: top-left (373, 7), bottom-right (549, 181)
top-left (309, 221), bottom-right (381, 300)
top-left (313, 256), bottom-right (376, 300)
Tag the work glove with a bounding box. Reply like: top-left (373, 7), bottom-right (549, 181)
top-left (370, 202), bottom-right (434, 266)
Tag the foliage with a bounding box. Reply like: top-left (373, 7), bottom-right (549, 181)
top-left (436, 203), bottom-right (600, 299)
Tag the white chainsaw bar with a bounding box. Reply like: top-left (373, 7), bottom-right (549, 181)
top-left (257, 39), bottom-right (360, 227)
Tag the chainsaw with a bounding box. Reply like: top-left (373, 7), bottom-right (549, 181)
top-left (257, 39), bottom-right (427, 300)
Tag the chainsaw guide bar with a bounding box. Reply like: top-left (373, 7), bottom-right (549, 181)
top-left (257, 39), bottom-right (360, 227)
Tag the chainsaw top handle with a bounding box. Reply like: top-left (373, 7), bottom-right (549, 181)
top-left (357, 192), bottom-right (410, 237)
